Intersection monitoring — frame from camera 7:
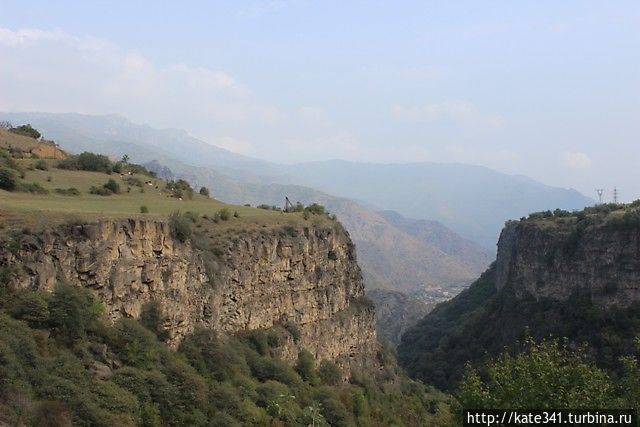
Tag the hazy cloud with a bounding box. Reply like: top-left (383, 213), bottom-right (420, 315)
top-left (562, 151), bottom-right (593, 169)
top-left (392, 101), bottom-right (506, 129)
top-left (0, 27), bottom-right (282, 131)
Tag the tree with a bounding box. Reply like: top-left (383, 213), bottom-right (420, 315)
top-left (295, 350), bottom-right (317, 383)
top-left (458, 338), bottom-right (616, 409)
top-left (121, 154), bottom-right (130, 164)
top-left (48, 283), bottom-right (102, 345)
top-left (10, 124), bottom-right (41, 139)
top-left (0, 167), bottom-right (18, 191)
top-left (199, 186), bottom-right (209, 197)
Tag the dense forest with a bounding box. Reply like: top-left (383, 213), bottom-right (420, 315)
top-left (398, 265), bottom-right (640, 408)
top-left (0, 282), bottom-right (456, 426)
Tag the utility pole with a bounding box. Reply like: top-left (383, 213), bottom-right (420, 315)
top-left (595, 189), bottom-right (604, 204)
top-left (285, 197), bottom-right (292, 212)
top-left (613, 187), bottom-right (618, 204)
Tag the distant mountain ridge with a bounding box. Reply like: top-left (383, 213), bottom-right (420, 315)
top-left (277, 159), bottom-right (593, 248)
top-left (377, 210), bottom-right (494, 274)
top-left (1, 112), bottom-right (594, 295)
top-left (2, 112), bottom-right (593, 248)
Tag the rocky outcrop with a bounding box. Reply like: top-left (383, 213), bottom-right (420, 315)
top-left (495, 220), bottom-right (640, 307)
top-left (0, 219), bottom-right (377, 374)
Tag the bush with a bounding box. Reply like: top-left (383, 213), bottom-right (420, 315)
top-left (183, 211), bottom-right (199, 223)
top-left (9, 290), bottom-right (50, 328)
top-left (140, 301), bottom-right (168, 341)
top-left (165, 180), bottom-right (193, 199)
top-left (318, 360), bottom-right (342, 386)
top-left (304, 203), bottom-right (325, 215)
top-left (140, 205), bottom-right (149, 214)
top-left (19, 182), bottom-right (49, 194)
top-left (49, 283), bottom-right (103, 345)
top-left (103, 179), bottom-right (120, 194)
top-left (55, 188), bottom-right (81, 196)
top-left (35, 159), bottom-right (48, 171)
top-left (233, 211), bottom-right (239, 218)
top-left (9, 124), bottom-right (41, 139)
top-left (199, 187), bottom-right (209, 197)
top-left (89, 186), bottom-right (112, 196)
top-left (219, 208), bottom-right (231, 221)
top-left (58, 152), bottom-right (112, 173)
top-left (459, 338), bottom-right (616, 409)
top-left (0, 167), bottom-right (17, 191)
top-left (124, 177), bottom-right (143, 187)
top-left (90, 179), bottom-right (121, 196)
top-left (295, 350), bottom-right (317, 383)
top-left (169, 212), bottom-right (192, 242)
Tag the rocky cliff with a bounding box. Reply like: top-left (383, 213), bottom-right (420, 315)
top-left (495, 218), bottom-right (640, 307)
top-left (399, 205), bottom-right (640, 390)
top-left (0, 218), bottom-right (377, 374)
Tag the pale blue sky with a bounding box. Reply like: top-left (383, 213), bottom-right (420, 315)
top-left (0, 1), bottom-right (638, 200)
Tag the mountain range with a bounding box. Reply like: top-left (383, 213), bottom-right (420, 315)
top-left (1, 112), bottom-right (594, 294)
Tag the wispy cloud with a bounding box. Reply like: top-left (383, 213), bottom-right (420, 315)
top-left (0, 27), bottom-right (294, 133)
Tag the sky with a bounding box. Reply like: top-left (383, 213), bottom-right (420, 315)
top-left (0, 1), bottom-right (638, 200)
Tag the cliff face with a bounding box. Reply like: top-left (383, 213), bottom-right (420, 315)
top-left (0, 219), bottom-right (377, 373)
top-left (495, 220), bottom-right (640, 307)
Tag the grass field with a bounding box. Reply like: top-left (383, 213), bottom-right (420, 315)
top-left (0, 157), bottom-right (319, 231)
top-left (0, 129), bottom-right (332, 232)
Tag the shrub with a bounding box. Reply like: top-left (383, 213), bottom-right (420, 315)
top-left (19, 182), bottom-right (49, 194)
top-left (318, 360), bottom-right (342, 386)
top-left (124, 177), bottom-right (143, 187)
top-left (89, 186), bottom-right (112, 196)
top-left (140, 205), bottom-right (149, 214)
top-left (49, 283), bottom-right (103, 345)
top-left (295, 350), bottom-right (317, 383)
top-left (0, 167), bottom-right (17, 191)
top-left (58, 152), bottom-right (112, 173)
top-left (9, 290), bottom-right (51, 328)
top-left (55, 188), bottom-right (81, 196)
top-left (304, 203), bottom-right (325, 215)
top-left (199, 187), bottom-right (210, 197)
top-left (165, 179), bottom-right (193, 199)
top-left (103, 179), bottom-right (120, 194)
top-left (10, 123), bottom-right (41, 139)
top-left (140, 301), bottom-right (169, 341)
top-left (233, 211), bottom-right (239, 218)
top-left (184, 211), bottom-right (199, 223)
top-left (35, 159), bottom-right (48, 171)
top-left (90, 179), bottom-right (121, 196)
top-left (459, 338), bottom-right (616, 409)
top-left (219, 208), bottom-right (231, 221)
top-left (169, 212), bottom-right (192, 242)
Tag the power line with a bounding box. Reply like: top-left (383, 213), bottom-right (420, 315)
top-left (595, 189), bottom-right (604, 204)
